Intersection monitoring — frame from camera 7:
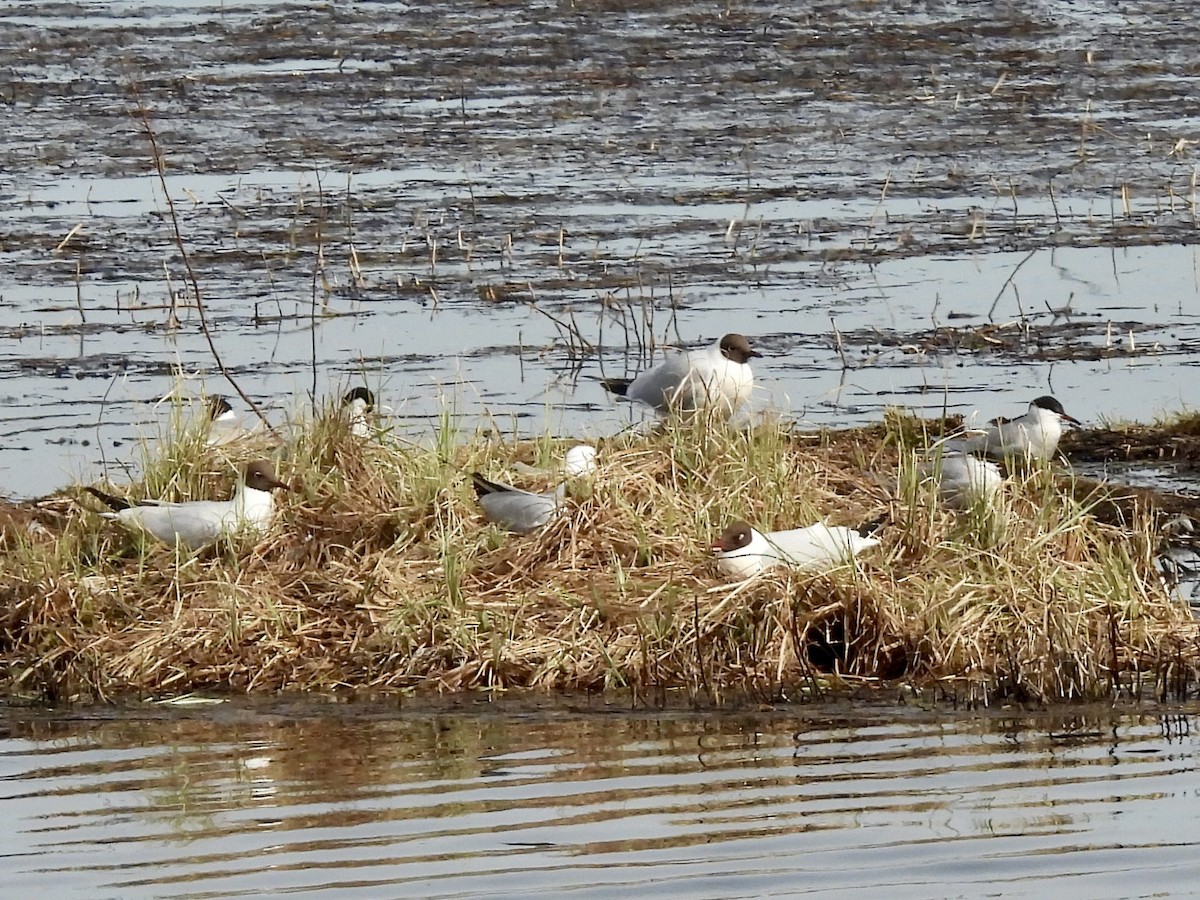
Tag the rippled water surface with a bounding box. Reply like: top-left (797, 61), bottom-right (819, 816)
top-left (3, 699), bottom-right (1200, 898)
top-left (4, 0), bottom-right (1200, 495)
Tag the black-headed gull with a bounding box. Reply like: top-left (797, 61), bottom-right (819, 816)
top-left (947, 395), bottom-right (1080, 461)
top-left (86, 460), bottom-right (291, 549)
top-left (712, 519), bottom-right (880, 579)
top-left (203, 395), bottom-right (249, 446)
top-left (601, 333), bottom-right (761, 417)
top-left (470, 445), bottom-right (596, 534)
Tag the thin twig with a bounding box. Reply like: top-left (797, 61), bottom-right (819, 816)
top-left (311, 168), bottom-right (326, 412)
top-left (987, 247), bottom-right (1038, 320)
top-left (131, 89), bottom-right (277, 435)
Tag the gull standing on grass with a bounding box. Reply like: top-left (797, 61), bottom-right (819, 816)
top-left (85, 460), bottom-right (291, 549)
top-left (712, 519), bottom-right (881, 579)
top-left (946, 395), bottom-right (1080, 462)
top-left (601, 333), bottom-right (762, 417)
top-left (471, 446), bottom-right (597, 534)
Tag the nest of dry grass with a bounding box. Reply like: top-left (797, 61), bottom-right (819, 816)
top-left (2, 408), bottom-right (1198, 705)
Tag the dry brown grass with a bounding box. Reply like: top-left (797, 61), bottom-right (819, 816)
top-left (2, 406), bottom-right (1199, 705)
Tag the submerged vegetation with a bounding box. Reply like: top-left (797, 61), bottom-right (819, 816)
top-left (2, 403), bottom-right (1199, 706)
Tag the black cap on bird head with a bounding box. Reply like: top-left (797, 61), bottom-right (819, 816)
top-left (206, 395), bottom-right (234, 419)
top-left (343, 387), bottom-right (375, 408)
top-left (718, 334), bottom-right (762, 364)
top-left (242, 460), bottom-right (292, 493)
top-left (712, 520), bottom-right (754, 553)
top-left (1031, 395), bottom-right (1080, 424)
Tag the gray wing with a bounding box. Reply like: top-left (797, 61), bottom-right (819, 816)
top-left (624, 354), bottom-right (693, 411)
top-left (119, 500), bottom-right (235, 549)
top-left (473, 476), bottom-right (564, 533)
top-left (941, 434), bottom-right (988, 456)
top-left (478, 492), bottom-right (558, 533)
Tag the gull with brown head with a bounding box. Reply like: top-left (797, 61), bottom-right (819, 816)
top-left (86, 460), bottom-right (291, 549)
top-left (601, 333), bottom-right (762, 418)
top-left (712, 518), bottom-right (880, 580)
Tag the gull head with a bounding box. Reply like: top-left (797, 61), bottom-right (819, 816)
top-left (1031, 395), bottom-right (1080, 425)
top-left (718, 334), bottom-right (762, 364)
top-left (712, 520), bottom-right (755, 554)
top-left (243, 460), bottom-right (292, 493)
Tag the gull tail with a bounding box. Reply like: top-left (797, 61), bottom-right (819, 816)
top-left (600, 378), bottom-right (632, 397)
top-left (470, 473), bottom-right (509, 498)
top-left (854, 511), bottom-right (890, 538)
top-left (84, 486), bottom-right (133, 512)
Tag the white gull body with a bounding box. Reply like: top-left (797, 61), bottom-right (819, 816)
top-left (602, 333), bottom-right (760, 417)
top-left (918, 450), bottom-right (1004, 510)
top-left (87, 460), bottom-right (290, 549)
top-left (563, 445), bottom-right (597, 476)
top-left (712, 519), bottom-right (880, 579)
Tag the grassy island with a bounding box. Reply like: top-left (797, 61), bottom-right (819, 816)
top-left (3, 406), bottom-right (1200, 705)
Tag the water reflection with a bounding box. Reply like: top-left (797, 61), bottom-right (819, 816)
top-left (1, 701), bottom-right (1198, 897)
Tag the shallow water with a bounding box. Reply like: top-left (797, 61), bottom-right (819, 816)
top-left (4, 698), bottom-right (1200, 898)
top-left (3, 0), bottom-right (1200, 495)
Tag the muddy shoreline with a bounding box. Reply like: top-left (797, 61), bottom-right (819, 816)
top-left (6, 683), bottom-right (1194, 723)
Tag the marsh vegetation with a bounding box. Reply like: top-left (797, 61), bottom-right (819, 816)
top-left (3, 402), bottom-right (1198, 705)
